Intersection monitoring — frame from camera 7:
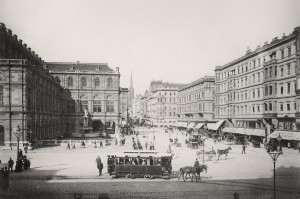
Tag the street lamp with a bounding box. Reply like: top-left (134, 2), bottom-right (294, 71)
top-left (268, 134), bottom-right (282, 199)
top-left (13, 125), bottom-right (22, 157)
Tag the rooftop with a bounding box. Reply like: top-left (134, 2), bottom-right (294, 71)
top-left (46, 62), bottom-right (115, 73)
top-left (179, 76), bottom-right (215, 91)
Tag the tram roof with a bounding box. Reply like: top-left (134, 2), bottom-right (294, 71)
top-left (108, 150), bottom-right (172, 158)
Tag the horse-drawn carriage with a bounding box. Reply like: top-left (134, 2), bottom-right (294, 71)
top-left (107, 150), bottom-right (172, 179)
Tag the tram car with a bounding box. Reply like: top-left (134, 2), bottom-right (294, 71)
top-left (107, 150), bottom-right (172, 179)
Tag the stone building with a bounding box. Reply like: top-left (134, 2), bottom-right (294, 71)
top-left (47, 62), bottom-right (121, 135)
top-left (215, 26), bottom-right (300, 137)
top-left (144, 80), bottom-right (183, 126)
top-left (178, 76), bottom-right (215, 125)
top-left (0, 23), bottom-right (71, 146)
top-left (120, 87), bottom-right (129, 125)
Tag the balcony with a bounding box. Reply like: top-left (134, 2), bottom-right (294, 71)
top-left (263, 113), bottom-right (277, 118)
top-left (263, 59), bottom-right (277, 67)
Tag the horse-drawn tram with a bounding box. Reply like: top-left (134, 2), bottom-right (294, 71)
top-left (107, 150), bottom-right (172, 179)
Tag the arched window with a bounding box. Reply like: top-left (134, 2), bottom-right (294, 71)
top-left (81, 77), bottom-right (87, 87)
top-left (67, 77), bottom-right (73, 87)
top-left (107, 77), bottom-right (113, 88)
top-left (94, 78), bottom-right (100, 87)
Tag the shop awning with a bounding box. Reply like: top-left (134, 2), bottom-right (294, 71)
top-left (268, 130), bottom-right (300, 141)
top-left (195, 123), bottom-right (204, 129)
top-left (181, 122), bottom-right (188, 128)
top-left (223, 127), bottom-right (236, 133)
top-left (188, 122), bottom-right (195, 129)
top-left (207, 120), bottom-right (225, 131)
top-left (207, 123), bottom-right (216, 130)
top-left (249, 129), bottom-right (265, 137)
top-left (233, 128), bottom-right (246, 135)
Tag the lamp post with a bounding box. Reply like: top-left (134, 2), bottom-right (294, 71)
top-left (13, 125), bottom-right (22, 157)
top-left (202, 122), bottom-right (208, 165)
top-left (268, 134), bottom-right (282, 199)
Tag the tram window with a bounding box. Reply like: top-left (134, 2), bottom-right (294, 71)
top-left (149, 158), bottom-right (154, 166)
top-left (133, 158), bottom-right (138, 165)
top-left (125, 158), bottom-right (129, 164)
top-left (119, 158), bottom-right (124, 165)
top-left (139, 158), bottom-right (143, 165)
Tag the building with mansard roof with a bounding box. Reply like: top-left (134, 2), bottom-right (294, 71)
top-left (47, 62), bottom-right (121, 136)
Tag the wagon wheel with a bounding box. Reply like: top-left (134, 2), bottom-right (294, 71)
top-left (125, 174), bottom-right (129, 179)
top-left (131, 174), bottom-right (135, 179)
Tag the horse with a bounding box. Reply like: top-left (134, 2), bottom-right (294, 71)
top-left (217, 146), bottom-right (232, 160)
top-left (178, 165), bottom-right (208, 182)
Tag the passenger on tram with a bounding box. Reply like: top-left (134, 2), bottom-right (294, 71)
top-left (134, 158), bottom-right (138, 165)
top-left (142, 160), bottom-right (146, 165)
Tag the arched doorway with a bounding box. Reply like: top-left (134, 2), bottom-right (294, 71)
top-left (0, 125), bottom-right (4, 146)
top-left (93, 120), bottom-right (103, 132)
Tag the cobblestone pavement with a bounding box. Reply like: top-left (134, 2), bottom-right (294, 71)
top-left (1, 127), bottom-right (300, 198)
top-left (2, 179), bottom-right (300, 199)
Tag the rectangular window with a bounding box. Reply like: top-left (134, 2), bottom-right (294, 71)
top-left (93, 101), bottom-right (102, 112)
top-left (287, 104), bottom-right (290, 111)
top-left (281, 86), bottom-right (284, 94)
top-left (80, 101), bottom-right (88, 111)
top-left (287, 64), bottom-right (291, 75)
top-left (281, 50), bottom-right (284, 59)
top-left (288, 47), bottom-right (291, 56)
top-left (257, 106), bottom-right (260, 112)
top-left (269, 86), bottom-right (272, 95)
top-left (275, 83), bottom-right (277, 94)
top-left (287, 83), bottom-right (291, 93)
top-left (106, 101), bottom-right (115, 112)
top-left (280, 104), bottom-right (283, 111)
top-left (281, 67), bottom-right (284, 76)
top-left (275, 66), bottom-right (277, 76)
top-left (252, 107), bottom-right (255, 113)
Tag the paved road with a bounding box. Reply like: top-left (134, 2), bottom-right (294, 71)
top-left (2, 177), bottom-right (300, 199)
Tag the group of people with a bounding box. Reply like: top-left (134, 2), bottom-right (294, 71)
top-left (6, 149), bottom-right (31, 173)
top-left (132, 137), bottom-right (155, 151)
top-left (66, 140), bottom-right (105, 149)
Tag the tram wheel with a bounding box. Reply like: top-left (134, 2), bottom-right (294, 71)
top-left (131, 174), bottom-right (135, 179)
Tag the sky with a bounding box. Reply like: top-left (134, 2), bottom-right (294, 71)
top-left (0, 0), bottom-right (299, 94)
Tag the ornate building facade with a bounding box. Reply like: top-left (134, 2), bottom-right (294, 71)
top-left (0, 23), bottom-right (71, 146)
top-left (215, 26), bottom-right (300, 136)
top-left (47, 62), bottom-right (121, 135)
top-left (145, 80), bottom-right (183, 126)
top-left (178, 76), bottom-right (215, 123)
top-left (120, 87), bottom-right (129, 125)
top-left (0, 23), bottom-right (123, 146)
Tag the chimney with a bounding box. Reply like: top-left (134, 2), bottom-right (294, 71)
top-left (19, 39), bottom-right (22, 45)
top-left (7, 29), bottom-right (12, 36)
top-left (12, 34), bottom-right (18, 41)
top-left (28, 48), bottom-right (31, 52)
top-left (23, 43), bottom-right (27, 48)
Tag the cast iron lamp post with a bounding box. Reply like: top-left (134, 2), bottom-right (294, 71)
top-left (13, 125), bottom-right (22, 157)
top-left (268, 134), bottom-right (282, 199)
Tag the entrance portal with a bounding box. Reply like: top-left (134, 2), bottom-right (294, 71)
top-left (0, 125), bottom-right (4, 146)
top-left (93, 120), bottom-right (103, 132)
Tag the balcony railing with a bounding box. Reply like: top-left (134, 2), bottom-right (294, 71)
top-left (264, 59), bottom-right (277, 67)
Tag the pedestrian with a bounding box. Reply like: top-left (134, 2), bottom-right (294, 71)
top-left (24, 144), bottom-right (28, 154)
top-left (99, 141), bottom-right (103, 148)
top-left (72, 143), bottom-right (76, 149)
top-left (8, 157), bottom-right (14, 173)
top-left (96, 156), bottom-right (102, 176)
top-left (242, 145), bottom-right (246, 154)
top-left (288, 142), bottom-right (291, 149)
top-left (94, 141), bottom-right (97, 148)
top-left (145, 141), bottom-right (148, 150)
top-left (66, 142), bottom-right (70, 150)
